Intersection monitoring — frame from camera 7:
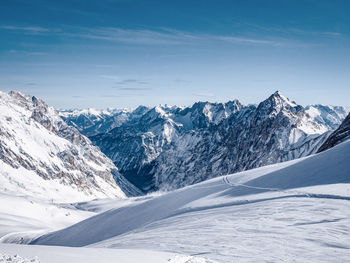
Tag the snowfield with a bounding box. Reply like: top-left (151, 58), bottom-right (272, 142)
top-left (0, 244), bottom-right (216, 263)
top-left (21, 140), bottom-right (350, 262)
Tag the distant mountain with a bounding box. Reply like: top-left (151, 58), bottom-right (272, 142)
top-left (0, 91), bottom-right (140, 201)
top-left (59, 108), bottom-right (134, 137)
top-left (305, 104), bottom-right (349, 130)
top-left (150, 91), bottom-right (331, 191)
top-left (318, 113), bottom-right (350, 152)
top-left (60, 91), bottom-right (348, 193)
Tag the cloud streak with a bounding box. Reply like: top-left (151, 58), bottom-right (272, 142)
top-left (8, 50), bottom-right (47, 56)
top-left (67, 27), bottom-right (287, 46)
top-left (100, 76), bottom-right (150, 88)
top-left (118, 87), bottom-right (152, 91)
top-left (1, 24), bottom-right (325, 48)
top-left (193, 92), bottom-right (214, 98)
top-left (0, 25), bottom-right (51, 33)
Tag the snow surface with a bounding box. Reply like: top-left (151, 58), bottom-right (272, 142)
top-left (0, 244), bottom-right (216, 263)
top-left (0, 252), bottom-right (39, 263)
top-left (0, 193), bottom-right (93, 244)
top-left (28, 140), bottom-right (350, 262)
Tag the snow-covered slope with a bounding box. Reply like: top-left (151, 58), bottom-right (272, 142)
top-left (0, 244), bottom-right (216, 263)
top-left (31, 139), bottom-right (350, 262)
top-left (0, 192), bottom-right (94, 244)
top-left (318, 112), bottom-right (350, 152)
top-left (0, 91), bottom-right (140, 201)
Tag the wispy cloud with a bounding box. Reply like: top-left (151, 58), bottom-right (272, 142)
top-left (115, 79), bottom-right (149, 85)
top-left (100, 93), bottom-right (146, 98)
top-left (100, 75), bottom-right (121, 81)
top-left (215, 36), bottom-right (279, 46)
top-left (63, 27), bottom-right (289, 47)
top-left (1, 24), bottom-right (321, 48)
top-left (8, 50), bottom-right (47, 56)
top-left (245, 23), bottom-right (342, 39)
top-left (118, 87), bottom-right (152, 91)
top-left (101, 76), bottom-right (150, 88)
top-left (193, 92), bottom-right (214, 97)
top-left (174, 79), bottom-right (191, 84)
top-left (289, 28), bottom-right (341, 37)
top-left (24, 82), bottom-right (39, 86)
top-left (0, 25), bottom-right (51, 33)
top-left (65, 27), bottom-right (194, 45)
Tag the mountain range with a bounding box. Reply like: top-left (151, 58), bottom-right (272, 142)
top-left (59, 91), bottom-right (349, 193)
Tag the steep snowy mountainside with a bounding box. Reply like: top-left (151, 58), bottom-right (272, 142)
top-left (32, 140), bottom-right (350, 262)
top-left (0, 91), bottom-right (140, 201)
top-left (90, 100), bottom-right (242, 190)
top-left (305, 104), bottom-right (349, 130)
top-left (318, 112), bottom-right (350, 152)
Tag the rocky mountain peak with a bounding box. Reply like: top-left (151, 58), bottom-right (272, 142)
top-left (256, 91), bottom-right (303, 120)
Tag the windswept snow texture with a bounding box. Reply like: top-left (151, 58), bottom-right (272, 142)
top-left (318, 113), bottom-right (350, 152)
top-left (0, 91), bottom-right (140, 201)
top-left (0, 192), bottom-right (94, 244)
top-left (0, 253), bottom-right (39, 263)
top-left (33, 140), bottom-right (350, 262)
top-left (63, 91), bottom-right (345, 192)
top-left (0, 244), bottom-right (216, 263)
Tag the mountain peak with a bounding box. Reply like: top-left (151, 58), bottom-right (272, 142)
top-left (266, 90), bottom-right (297, 107)
top-left (271, 90), bottom-right (290, 102)
top-left (273, 90), bottom-right (283, 96)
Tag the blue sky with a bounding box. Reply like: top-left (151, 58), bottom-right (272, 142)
top-left (0, 0), bottom-right (349, 109)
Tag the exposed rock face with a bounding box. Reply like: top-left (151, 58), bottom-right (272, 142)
top-left (60, 91), bottom-right (348, 193)
top-left (89, 101), bottom-right (242, 190)
top-left (0, 91), bottom-right (140, 200)
top-left (318, 113), bottom-right (350, 152)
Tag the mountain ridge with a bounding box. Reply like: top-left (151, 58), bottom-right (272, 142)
top-left (60, 91), bottom-right (348, 193)
top-left (0, 90), bottom-right (140, 201)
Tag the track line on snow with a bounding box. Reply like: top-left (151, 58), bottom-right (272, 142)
top-left (223, 176), bottom-right (280, 191)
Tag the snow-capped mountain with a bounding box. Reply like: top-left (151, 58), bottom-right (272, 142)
top-left (150, 91), bottom-right (331, 191)
top-left (318, 112), bottom-right (350, 152)
top-left (0, 91), bottom-right (140, 201)
top-left (305, 104), bottom-right (350, 130)
top-left (90, 100), bottom-right (242, 190)
top-left (60, 91), bottom-right (347, 193)
top-left (59, 108), bottom-right (133, 137)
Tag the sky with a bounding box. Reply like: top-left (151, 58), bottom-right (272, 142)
top-left (0, 0), bottom-right (349, 109)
